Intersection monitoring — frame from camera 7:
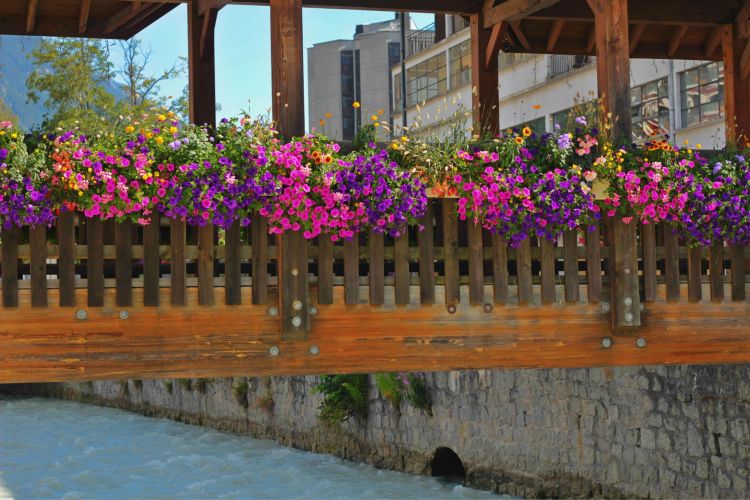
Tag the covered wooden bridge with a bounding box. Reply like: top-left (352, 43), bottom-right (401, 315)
top-left (0, 0), bottom-right (748, 383)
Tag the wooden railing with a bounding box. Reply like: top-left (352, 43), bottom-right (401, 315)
top-left (1, 198), bottom-right (746, 316)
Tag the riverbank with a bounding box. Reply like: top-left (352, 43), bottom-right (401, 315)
top-left (5, 364), bottom-right (750, 498)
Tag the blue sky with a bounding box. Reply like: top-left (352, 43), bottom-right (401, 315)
top-left (132, 5), bottom-right (431, 123)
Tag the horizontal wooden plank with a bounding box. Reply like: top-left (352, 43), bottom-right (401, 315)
top-left (0, 286), bottom-right (747, 383)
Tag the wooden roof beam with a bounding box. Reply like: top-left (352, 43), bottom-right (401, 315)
top-left (546, 19), bottom-right (564, 51)
top-left (586, 23), bottom-right (595, 53)
top-left (485, 22), bottom-right (507, 69)
top-left (78, 0), bottom-right (92, 34)
top-left (509, 20), bottom-right (531, 50)
top-left (104, 2), bottom-right (164, 35)
top-left (482, 0), bottom-right (560, 29)
top-left (705, 25), bottom-right (724, 58)
top-left (25, 0), bottom-right (37, 34)
top-left (629, 23), bottom-right (645, 55)
top-left (667, 24), bottom-right (688, 57)
top-left (198, 0), bottom-right (231, 16)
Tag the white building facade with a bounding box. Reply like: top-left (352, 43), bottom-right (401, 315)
top-left (390, 17), bottom-right (726, 148)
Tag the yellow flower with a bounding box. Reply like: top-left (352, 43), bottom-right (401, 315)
top-left (373, 122), bottom-right (380, 127)
top-left (146, 132), bottom-right (153, 139)
top-left (125, 125), bottom-right (135, 133)
top-left (169, 126), bottom-right (178, 133)
top-left (401, 135), bottom-right (409, 142)
top-left (155, 136), bottom-right (164, 145)
top-left (391, 143), bottom-right (400, 150)
top-left (0, 131), bottom-right (4, 136)
top-left (325, 112), bottom-right (333, 119)
top-left (352, 101), bottom-right (360, 109)
top-left (515, 136), bottom-right (524, 145)
top-left (371, 115), bottom-right (378, 121)
top-left (522, 127), bottom-right (532, 137)
top-left (696, 143), bottom-right (702, 148)
top-left (157, 114), bottom-right (166, 121)
top-left (10, 133), bottom-right (17, 139)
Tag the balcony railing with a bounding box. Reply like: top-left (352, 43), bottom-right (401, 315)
top-left (549, 55), bottom-right (595, 79)
top-left (406, 22), bottom-right (436, 57)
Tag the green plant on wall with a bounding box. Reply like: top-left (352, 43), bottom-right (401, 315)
top-left (232, 377), bottom-right (249, 408)
top-left (313, 374), bottom-right (369, 427)
top-left (374, 373), bottom-right (432, 415)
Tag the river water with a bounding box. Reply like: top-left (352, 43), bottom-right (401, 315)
top-left (0, 398), bottom-right (501, 499)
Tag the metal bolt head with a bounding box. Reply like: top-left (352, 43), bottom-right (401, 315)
top-left (483, 303), bottom-right (493, 313)
top-left (601, 302), bottom-right (611, 313)
top-left (292, 300), bottom-right (303, 311)
top-left (623, 296), bottom-right (633, 307)
top-left (268, 306), bottom-right (279, 317)
top-left (636, 337), bottom-right (647, 349)
top-left (291, 316), bottom-right (302, 328)
top-left (291, 268), bottom-right (298, 276)
top-left (76, 309), bottom-right (88, 321)
top-left (119, 310), bottom-right (129, 320)
top-left (269, 345), bottom-right (280, 356)
top-left (624, 312), bottom-right (634, 323)
top-left (624, 268), bottom-right (631, 274)
top-left (601, 337), bottom-right (613, 349)
top-left (309, 345), bottom-right (320, 356)
top-left (447, 304), bottom-right (457, 314)
top-left (309, 306), bottom-right (318, 316)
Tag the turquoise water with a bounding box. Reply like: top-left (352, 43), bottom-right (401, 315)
top-left (0, 398), bottom-right (501, 499)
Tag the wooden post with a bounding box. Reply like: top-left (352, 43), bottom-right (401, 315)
top-left (592, 0), bottom-right (640, 330)
top-left (470, 10), bottom-right (499, 137)
top-left (188, 1), bottom-right (217, 128)
top-left (271, 0), bottom-right (308, 338)
top-left (722, 25), bottom-right (750, 143)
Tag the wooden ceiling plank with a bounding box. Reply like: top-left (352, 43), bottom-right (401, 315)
top-left (546, 18), bottom-right (565, 51)
top-left (740, 36), bottom-right (750, 79)
top-left (25, 0), bottom-right (37, 34)
top-left (78, 0), bottom-right (92, 34)
top-left (586, 23), bottom-right (596, 53)
top-left (667, 24), bottom-right (688, 57)
top-left (510, 20), bottom-right (531, 50)
top-left (629, 23), bottom-right (645, 54)
top-left (483, 0), bottom-right (561, 29)
top-left (485, 22), bottom-right (506, 69)
top-left (705, 25), bottom-right (724, 57)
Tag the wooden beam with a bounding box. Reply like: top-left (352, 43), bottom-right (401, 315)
top-left (510, 20), bottom-right (531, 50)
top-left (188, 0), bottom-right (216, 127)
top-left (629, 23), bottom-right (645, 55)
top-left (586, 23), bottom-right (596, 52)
top-left (546, 19), bottom-right (565, 51)
top-left (25, 0), bottom-right (37, 34)
top-left (485, 22), bottom-right (506, 69)
top-left (705, 25), bottom-right (724, 58)
top-left (197, 0), bottom-right (231, 16)
top-left (741, 36), bottom-right (750, 80)
top-left (104, 2), bottom-right (165, 35)
top-left (482, 0), bottom-right (561, 28)
top-left (78, 0), bottom-right (92, 34)
top-left (270, 0), bottom-right (305, 138)
top-left (667, 24), bottom-right (688, 57)
top-left (471, 9), bottom-right (500, 137)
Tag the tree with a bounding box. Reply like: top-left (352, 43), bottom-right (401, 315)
top-left (0, 97), bottom-right (18, 124)
top-left (109, 38), bottom-right (186, 114)
top-left (26, 38), bottom-right (117, 131)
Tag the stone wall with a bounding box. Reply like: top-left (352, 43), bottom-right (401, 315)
top-left (12, 364), bottom-right (750, 498)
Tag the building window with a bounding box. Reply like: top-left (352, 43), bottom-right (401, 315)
top-left (340, 50), bottom-right (355, 141)
top-left (405, 52), bottom-right (447, 107)
top-left (631, 78), bottom-right (670, 142)
top-left (680, 62), bottom-right (724, 129)
top-left (449, 40), bottom-right (471, 89)
top-left (509, 117), bottom-right (545, 135)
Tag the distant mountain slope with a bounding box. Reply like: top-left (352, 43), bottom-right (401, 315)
top-left (0, 35), bottom-right (126, 131)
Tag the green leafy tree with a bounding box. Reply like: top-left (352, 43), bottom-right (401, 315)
top-left (26, 38), bottom-right (117, 131)
top-left (0, 96), bottom-right (18, 124)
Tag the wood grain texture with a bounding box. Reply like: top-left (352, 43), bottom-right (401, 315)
top-left (641, 222), bottom-right (656, 302)
top-left (709, 242), bottom-right (724, 302)
top-left (612, 218), bottom-right (641, 328)
top-left (418, 203), bottom-right (435, 305)
top-left (115, 221), bottom-right (133, 307)
top-left (517, 238), bottom-right (532, 305)
top-left (57, 211), bottom-right (76, 307)
top-left (467, 222), bottom-right (484, 305)
top-left (0, 287), bottom-right (747, 384)
top-left (224, 221), bottom-right (242, 305)
top-left (317, 234), bottom-right (333, 305)
top-left (29, 224), bottom-right (47, 307)
top-left (540, 237), bottom-right (556, 305)
top-left (344, 234), bottom-right (359, 304)
top-left (442, 199), bottom-right (459, 305)
top-left (731, 245), bottom-right (746, 301)
top-left (368, 230), bottom-right (384, 305)
top-left (394, 230), bottom-right (410, 306)
top-left (663, 224), bottom-right (680, 302)
top-left (563, 229), bottom-right (579, 303)
top-left (142, 217), bottom-right (160, 307)
top-left (197, 224), bottom-right (215, 306)
top-left (492, 233), bottom-right (508, 304)
top-left (86, 218), bottom-right (104, 307)
top-left (279, 230), bottom-right (309, 339)
top-left (687, 246), bottom-right (702, 303)
top-left (251, 216), bottom-right (268, 305)
top-left (585, 226), bottom-right (602, 303)
top-left (170, 219), bottom-right (186, 306)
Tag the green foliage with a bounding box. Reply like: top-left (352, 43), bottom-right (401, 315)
top-left (26, 38), bottom-right (117, 132)
top-left (352, 123), bottom-right (377, 152)
top-left (374, 373), bottom-right (432, 415)
top-left (163, 379), bottom-right (173, 394)
top-left (0, 97), bottom-right (18, 124)
top-left (232, 377), bottom-right (249, 408)
top-left (313, 374), bottom-right (369, 426)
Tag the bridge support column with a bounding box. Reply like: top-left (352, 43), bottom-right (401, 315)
top-left (592, 0), bottom-right (641, 330)
top-left (271, 0), bottom-right (309, 339)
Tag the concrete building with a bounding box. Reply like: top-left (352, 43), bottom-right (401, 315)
top-left (389, 16), bottom-right (726, 148)
top-left (307, 17), bottom-right (408, 142)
